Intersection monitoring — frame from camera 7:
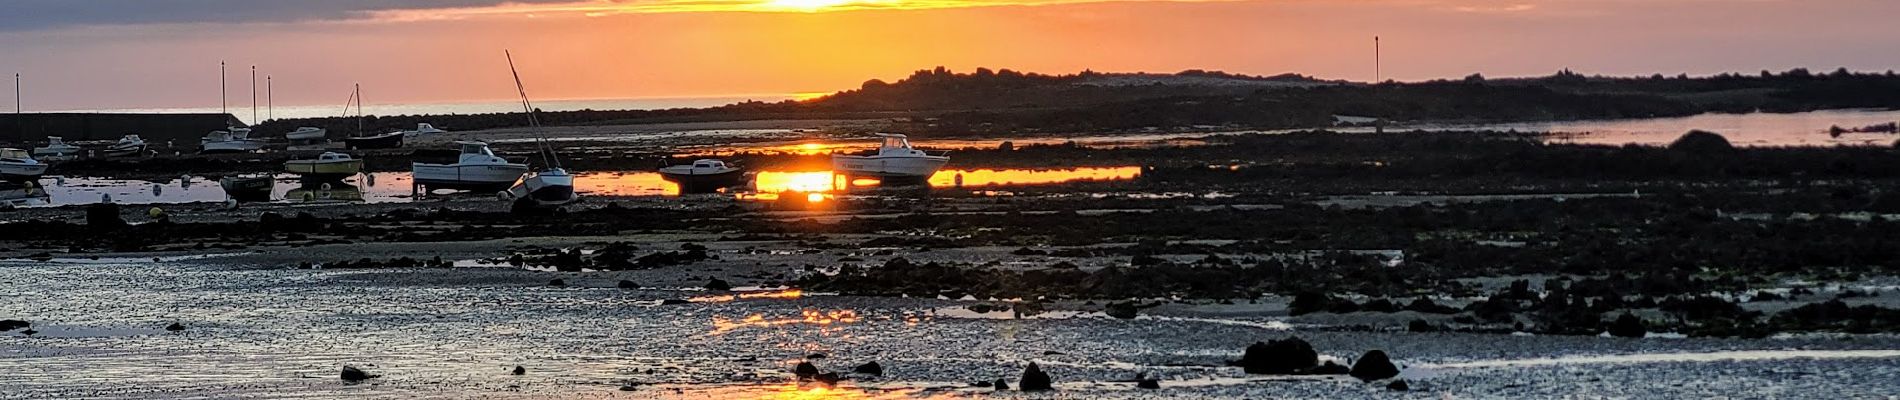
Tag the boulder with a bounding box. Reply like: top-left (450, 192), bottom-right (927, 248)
top-left (340, 365), bottom-right (377, 382)
top-left (1310, 360), bottom-right (1350, 375)
top-left (705, 278), bottom-right (733, 291)
top-left (853, 361), bottom-right (884, 376)
top-left (992, 378), bottom-right (1009, 391)
top-left (0, 319), bottom-right (28, 332)
top-left (1668, 130), bottom-right (1735, 154)
top-left (547, 279), bottom-right (565, 287)
top-left (1018, 362), bottom-right (1053, 391)
top-left (1349, 350), bottom-right (1400, 381)
top-left (1387, 379), bottom-right (1410, 391)
top-left (165, 322), bottom-right (185, 331)
top-left (813, 372), bottom-right (843, 386)
top-left (1135, 376), bottom-right (1160, 389)
top-left (1104, 301), bottom-right (1139, 319)
top-left (618, 280), bottom-right (639, 289)
top-left (660, 299), bottom-right (690, 305)
top-left (1607, 313), bottom-right (1647, 338)
top-left (1232, 337), bottom-right (1318, 374)
top-left (512, 365), bottom-right (525, 375)
top-left (793, 361), bottom-right (820, 378)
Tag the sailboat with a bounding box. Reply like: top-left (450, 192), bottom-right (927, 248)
top-left (202, 62), bottom-right (267, 154)
top-left (498, 50), bottom-right (577, 209)
top-left (341, 85), bottom-right (404, 149)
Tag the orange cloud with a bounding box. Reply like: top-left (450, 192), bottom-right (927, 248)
top-left (367, 0), bottom-right (1238, 20)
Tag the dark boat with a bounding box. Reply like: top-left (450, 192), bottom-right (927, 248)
top-left (219, 175), bottom-right (275, 202)
top-left (658, 159), bottom-right (749, 194)
top-left (344, 132), bottom-right (404, 150)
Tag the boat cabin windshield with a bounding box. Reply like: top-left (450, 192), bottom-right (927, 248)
top-left (881, 136), bottom-right (912, 149)
top-left (0, 149), bottom-right (30, 159)
top-left (459, 143), bottom-right (495, 156)
top-left (319, 152), bottom-right (352, 161)
top-left (693, 160), bottom-right (726, 169)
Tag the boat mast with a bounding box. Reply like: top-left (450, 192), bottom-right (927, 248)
top-left (267, 75), bottom-right (273, 121)
top-left (354, 84), bottom-right (363, 136)
top-left (505, 50), bottom-right (559, 168)
top-left (220, 61), bottom-right (227, 116)
top-left (250, 65), bottom-right (258, 125)
top-left (12, 73), bottom-right (18, 115)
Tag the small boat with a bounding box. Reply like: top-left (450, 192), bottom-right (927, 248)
top-left (0, 148), bottom-right (50, 182)
top-left (287, 182), bottom-right (363, 203)
top-left (283, 152), bottom-right (364, 182)
top-left (497, 51), bottom-right (578, 210)
top-left (401, 123), bottom-right (448, 138)
top-left (0, 182), bottom-right (51, 208)
top-left (659, 159), bottom-right (749, 193)
top-left (31, 136), bottom-right (81, 159)
top-left (219, 174), bottom-right (275, 202)
top-left (344, 132), bottom-right (404, 149)
top-left (201, 127), bottom-right (268, 154)
top-left (103, 135), bottom-right (147, 158)
top-left (412, 141), bottom-right (527, 192)
top-left (830, 133), bottom-right (949, 181)
top-left (285, 127), bottom-right (328, 141)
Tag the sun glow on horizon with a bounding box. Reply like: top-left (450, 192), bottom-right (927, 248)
top-left (765, 0), bottom-right (865, 12)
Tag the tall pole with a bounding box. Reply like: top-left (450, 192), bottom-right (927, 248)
top-left (1375, 36), bottom-right (1381, 84)
top-left (220, 61), bottom-right (227, 115)
top-left (12, 73), bottom-right (18, 115)
top-left (267, 76), bottom-right (273, 121)
top-left (250, 65), bottom-right (257, 124)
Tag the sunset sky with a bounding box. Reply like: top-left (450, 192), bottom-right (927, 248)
top-left (2, 0), bottom-right (1896, 111)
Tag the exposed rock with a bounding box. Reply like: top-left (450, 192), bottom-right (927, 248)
top-left (547, 279), bottom-right (565, 287)
top-left (1407, 319), bottom-right (1437, 332)
top-left (705, 278), bottom-right (732, 291)
top-left (618, 382), bottom-right (639, 391)
top-left (86, 203), bottom-right (127, 230)
top-left (1608, 313), bottom-right (1647, 338)
top-left (512, 365), bottom-right (525, 375)
top-left (1350, 350), bottom-right (1400, 381)
top-left (0, 319), bottom-right (28, 332)
top-left (20, 329), bottom-right (36, 336)
top-left (1135, 375), bottom-right (1160, 389)
top-left (1104, 301), bottom-right (1139, 319)
top-left (992, 378), bottom-right (1009, 391)
top-left (165, 322), bottom-right (185, 331)
top-left (1232, 337), bottom-right (1318, 374)
top-left (341, 365), bottom-right (377, 382)
top-left (793, 361), bottom-right (820, 378)
top-left (659, 299), bottom-right (690, 305)
top-left (853, 361), bottom-right (883, 376)
top-left (1018, 362), bottom-right (1053, 391)
top-left (617, 280), bottom-right (639, 289)
top-left (1387, 379), bottom-right (1411, 391)
top-left (806, 353), bottom-right (828, 359)
top-left (813, 372), bottom-right (843, 386)
top-left (1310, 360), bottom-right (1350, 375)
top-left (1668, 130), bottom-right (1735, 154)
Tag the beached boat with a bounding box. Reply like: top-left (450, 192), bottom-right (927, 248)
top-left (344, 132), bottom-right (403, 150)
top-left (830, 133), bottom-right (949, 181)
top-left (412, 141), bottom-right (527, 192)
top-left (31, 137), bottom-right (81, 159)
top-left (219, 174), bottom-right (275, 202)
top-left (102, 135), bottom-right (147, 158)
top-left (0, 148), bottom-right (49, 182)
top-left (401, 123), bottom-right (448, 138)
top-left (498, 51), bottom-right (578, 209)
top-left (287, 182), bottom-right (363, 203)
top-left (0, 182), bottom-right (50, 208)
top-left (285, 127), bottom-right (328, 141)
top-left (201, 127), bottom-right (268, 154)
top-left (659, 159), bottom-right (749, 193)
top-left (283, 152), bottom-right (363, 182)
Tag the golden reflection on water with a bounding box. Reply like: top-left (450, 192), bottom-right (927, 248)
top-left (751, 166), bottom-right (1141, 194)
top-left (710, 309), bottom-right (861, 335)
top-left (742, 382), bottom-right (942, 400)
top-left (689, 289), bottom-right (805, 303)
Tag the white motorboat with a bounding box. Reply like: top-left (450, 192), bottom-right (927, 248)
top-left (401, 123), bottom-right (448, 138)
top-left (103, 135), bottom-right (147, 158)
top-left (658, 159), bottom-right (748, 193)
top-left (498, 51), bottom-right (578, 210)
top-left (830, 133), bottom-right (949, 181)
top-left (283, 152), bottom-right (364, 182)
top-left (0, 148), bottom-right (50, 182)
top-left (285, 127), bottom-right (328, 141)
top-left (201, 127), bottom-right (268, 154)
top-left (412, 141), bottom-right (527, 192)
top-left (31, 137), bottom-right (81, 159)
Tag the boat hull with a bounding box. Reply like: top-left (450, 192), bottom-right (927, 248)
top-left (287, 183), bottom-right (363, 202)
top-left (103, 145), bottom-right (145, 158)
top-left (0, 163), bottom-right (48, 182)
top-left (32, 146), bottom-right (81, 158)
top-left (412, 163), bottom-right (528, 192)
top-left (219, 177), bottom-right (275, 202)
top-left (201, 140), bottom-right (267, 154)
top-left (0, 182), bottom-right (50, 208)
top-left (830, 155), bottom-right (949, 180)
top-left (284, 159), bottom-right (364, 182)
top-left (345, 133), bottom-right (404, 150)
top-left (286, 129), bottom-right (328, 141)
top-left (659, 169), bottom-right (749, 193)
top-left (509, 170), bottom-right (578, 208)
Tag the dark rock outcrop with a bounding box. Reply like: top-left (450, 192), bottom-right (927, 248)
top-left (341, 366), bottom-right (377, 382)
top-left (0, 319), bottom-right (28, 331)
top-left (992, 378), bottom-right (1009, 391)
top-left (1387, 379), bottom-right (1410, 391)
top-left (1668, 130), bottom-right (1734, 154)
top-left (705, 278), bottom-right (733, 291)
top-left (1104, 301), bottom-right (1139, 319)
top-left (1310, 360), bottom-right (1350, 375)
top-left (793, 361), bottom-right (820, 378)
top-left (165, 322), bottom-right (185, 331)
top-left (1349, 350), bottom-right (1400, 381)
top-left (813, 372), bottom-right (843, 386)
top-left (1019, 362), bottom-right (1053, 391)
top-left (1608, 313), bottom-right (1647, 338)
top-left (86, 203), bottom-right (127, 230)
top-left (1232, 337), bottom-right (1318, 374)
top-left (512, 365), bottom-right (525, 375)
top-left (853, 361), bottom-right (883, 376)
top-left (547, 279), bottom-right (565, 287)
top-left (617, 280), bottom-right (639, 289)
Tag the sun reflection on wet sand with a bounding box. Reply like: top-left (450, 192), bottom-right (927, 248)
top-left (711, 309), bottom-right (862, 335)
top-left (671, 382), bottom-right (948, 400)
top-left (689, 289), bottom-right (806, 303)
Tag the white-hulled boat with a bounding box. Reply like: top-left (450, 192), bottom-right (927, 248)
top-left (285, 127), bottom-right (328, 141)
top-left (284, 152), bottom-right (363, 182)
top-left (0, 148), bottom-right (49, 182)
top-left (401, 123), bottom-right (448, 138)
top-left (32, 137), bottom-right (81, 159)
top-left (412, 141), bottom-right (527, 192)
top-left (103, 134), bottom-right (147, 158)
top-left (201, 127), bottom-right (268, 154)
top-left (659, 159), bottom-right (748, 193)
top-left (831, 133), bottom-right (949, 181)
top-left (498, 51), bottom-right (578, 209)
